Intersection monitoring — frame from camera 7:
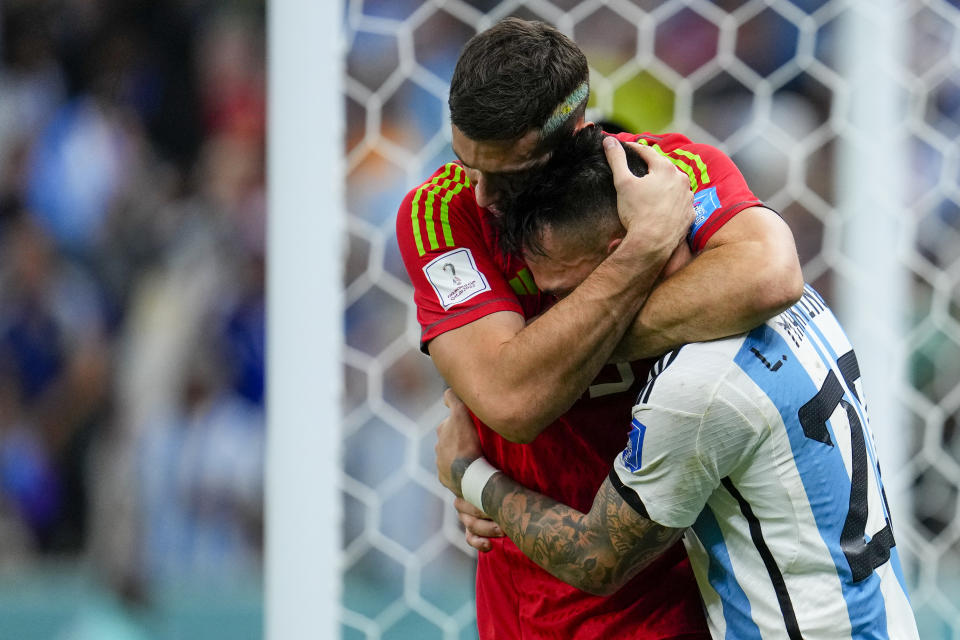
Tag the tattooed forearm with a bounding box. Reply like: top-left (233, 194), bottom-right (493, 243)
top-left (450, 457), bottom-right (473, 496)
top-left (482, 474), bottom-right (683, 595)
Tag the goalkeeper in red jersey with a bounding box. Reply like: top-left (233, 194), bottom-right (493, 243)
top-left (395, 17), bottom-right (804, 639)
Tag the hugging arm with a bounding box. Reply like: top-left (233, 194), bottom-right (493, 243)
top-left (613, 205), bottom-right (804, 361)
top-left (482, 473), bottom-right (682, 596)
top-left (435, 390), bottom-right (682, 592)
top-left (602, 140), bottom-right (804, 362)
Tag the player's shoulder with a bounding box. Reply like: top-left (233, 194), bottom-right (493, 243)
top-left (609, 131), bottom-right (732, 173)
top-left (396, 162), bottom-right (482, 245)
top-left (658, 337), bottom-right (746, 377)
top-left (608, 130), bottom-right (695, 149)
top-left (397, 162), bottom-right (479, 223)
top-left (640, 338), bottom-right (746, 409)
top-left (637, 131), bottom-right (695, 149)
top-left (400, 162), bottom-right (475, 208)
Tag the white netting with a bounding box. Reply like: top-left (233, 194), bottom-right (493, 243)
top-left (343, 1), bottom-right (960, 637)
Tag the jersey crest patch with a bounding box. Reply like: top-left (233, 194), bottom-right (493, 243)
top-left (691, 186), bottom-right (721, 237)
top-left (423, 247), bottom-right (491, 310)
top-left (622, 417), bottom-right (647, 472)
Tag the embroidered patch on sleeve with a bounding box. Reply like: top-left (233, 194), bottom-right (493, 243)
top-left (691, 186), bottom-right (721, 237)
top-left (621, 417), bottom-right (648, 472)
top-left (423, 248), bottom-right (492, 310)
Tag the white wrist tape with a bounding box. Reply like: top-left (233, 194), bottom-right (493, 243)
top-left (461, 457), bottom-right (499, 512)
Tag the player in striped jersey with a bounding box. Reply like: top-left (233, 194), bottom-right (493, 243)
top-left (435, 128), bottom-right (920, 639)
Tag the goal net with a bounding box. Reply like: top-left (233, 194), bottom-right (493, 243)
top-left (342, 0), bottom-right (960, 637)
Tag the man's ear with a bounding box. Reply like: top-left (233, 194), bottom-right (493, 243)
top-left (606, 235), bottom-right (622, 256)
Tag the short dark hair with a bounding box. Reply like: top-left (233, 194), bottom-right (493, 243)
top-left (449, 18), bottom-right (589, 150)
top-left (496, 125), bottom-right (648, 257)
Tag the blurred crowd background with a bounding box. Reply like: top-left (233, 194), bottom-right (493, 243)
top-left (0, 0), bottom-right (959, 638)
top-left (0, 0), bottom-right (265, 637)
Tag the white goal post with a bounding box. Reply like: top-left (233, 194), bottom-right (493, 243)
top-left (266, 2), bottom-right (344, 639)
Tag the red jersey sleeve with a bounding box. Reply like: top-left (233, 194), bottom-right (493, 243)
top-left (612, 131), bottom-right (768, 252)
top-left (396, 163), bottom-right (525, 352)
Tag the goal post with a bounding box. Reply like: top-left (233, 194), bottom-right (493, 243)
top-left (835, 0), bottom-right (912, 533)
top-left (266, 1), bottom-right (344, 639)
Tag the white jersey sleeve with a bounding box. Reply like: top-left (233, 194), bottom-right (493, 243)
top-left (612, 343), bottom-right (767, 529)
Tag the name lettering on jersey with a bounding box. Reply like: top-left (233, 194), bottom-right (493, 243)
top-left (797, 288), bottom-right (826, 318)
top-left (411, 163), bottom-right (470, 256)
top-left (508, 268), bottom-right (538, 296)
top-left (750, 347), bottom-right (787, 372)
top-left (777, 309), bottom-right (808, 349)
top-left (621, 417), bottom-right (647, 472)
top-left (638, 139), bottom-right (711, 191)
top-left (423, 247), bottom-right (491, 310)
top-left (776, 287), bottom-right (828, 349)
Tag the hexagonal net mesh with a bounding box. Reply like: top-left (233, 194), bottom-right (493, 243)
top-left (343, 0), bottom-right (960, 637)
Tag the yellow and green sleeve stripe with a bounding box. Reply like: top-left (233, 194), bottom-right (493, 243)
top-left (410, 163), bottom-right (471, 256)
top-left (508, 268), bottom-right (538, 296)
top-left (637, 139), bottom-right (711, 192)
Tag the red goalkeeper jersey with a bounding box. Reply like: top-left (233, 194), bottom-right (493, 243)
top-left (396, 132), bottom-right (765, 639)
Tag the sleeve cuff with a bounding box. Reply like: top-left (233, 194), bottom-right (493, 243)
top-left (608, 467), bottom-right (651, 520)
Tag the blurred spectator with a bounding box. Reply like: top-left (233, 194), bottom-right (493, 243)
top-left (136, 333), bottom-right (264, 583)
top-left (0, 215), bottom-right (110, 552)
top-left (0, 1), bottom-right (66, 195)
top-left (195, 11), bottom-right (265, 145)
top-left (0, 2), bottom-right (267, 620)
top-left (26, 95), bottom-right (134, 255)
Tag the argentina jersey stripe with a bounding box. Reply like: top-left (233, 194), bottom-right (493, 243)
top-left (785, 293), bottom-right (901, 587)
top-left (733, 319), bottom-right (892, 637)
top-left (721, 478), bottom-right (803, 639)
top-left (692, 506), bottom-right (762, 640)
top-left (788, 294), bottom-right (912, 602)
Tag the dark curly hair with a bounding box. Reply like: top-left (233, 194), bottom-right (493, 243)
top-left (496, 125), bottom-right (648, 258)
top-left (449, 18), bottom-right (589, 151)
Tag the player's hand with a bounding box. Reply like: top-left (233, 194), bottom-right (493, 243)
top-left (454, 496), bottom-right (504, 552)
top-left (435, 388), bottom-right (482, 497)
top-left (603, 137), bottom-right (694, 252)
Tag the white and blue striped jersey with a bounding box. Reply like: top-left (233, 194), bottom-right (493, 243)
top-left (611, 286), bottom-right (918, 639)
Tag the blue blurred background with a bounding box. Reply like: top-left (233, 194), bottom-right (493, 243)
top-left (1, 0), bottom-right (959, 638)
top-left (0, 0), bottom-right (264, 637)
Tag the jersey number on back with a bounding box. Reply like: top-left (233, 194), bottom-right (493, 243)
top-left (798, 350), bottom-right (895, 583)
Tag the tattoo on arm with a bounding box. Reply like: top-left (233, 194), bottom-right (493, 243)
top-left (483, 474), bottom-right (683, 595)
